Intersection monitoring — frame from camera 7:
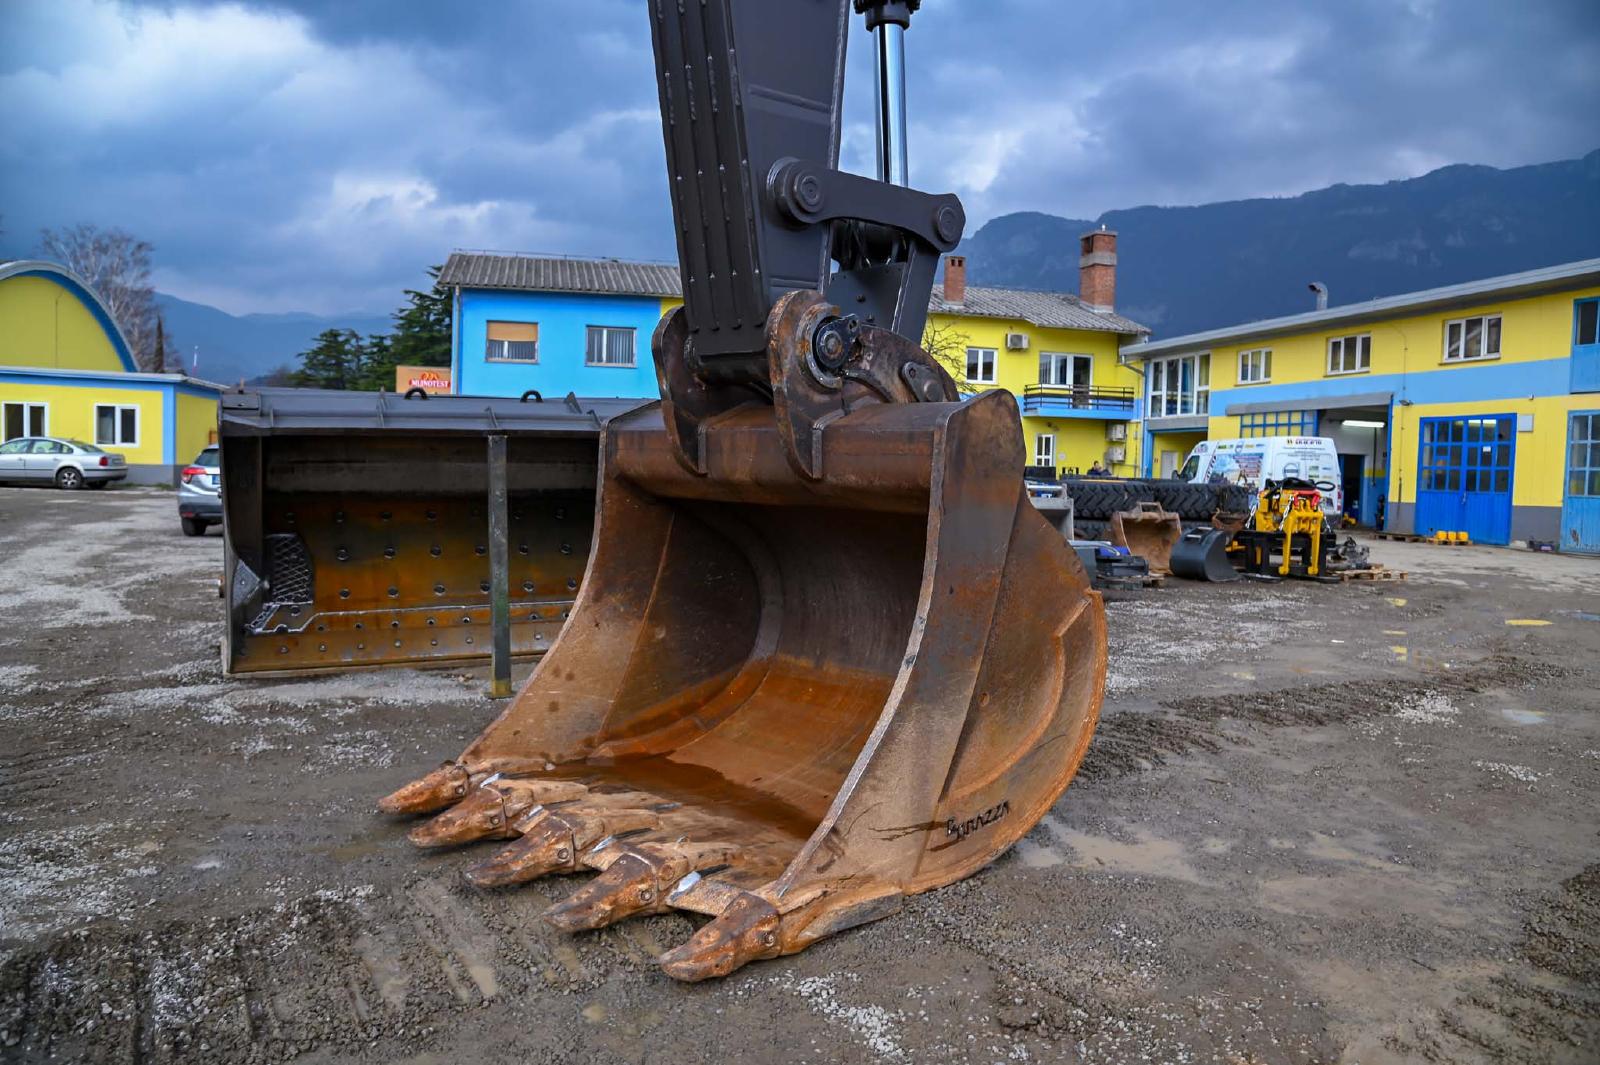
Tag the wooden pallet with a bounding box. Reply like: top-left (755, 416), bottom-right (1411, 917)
top-left (1373, 532), bottom-right (1423, 542)
top-left (1338, 565), bottom-right (1407, 582)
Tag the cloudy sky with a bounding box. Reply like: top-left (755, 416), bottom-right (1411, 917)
top-left (2, 0), bottom-right (1597, 315)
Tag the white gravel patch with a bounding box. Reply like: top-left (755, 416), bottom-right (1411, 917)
top-left (1472, 760), bottom-right (1542, 784)
top-left (1393, 690), bottom-right (1458, 726)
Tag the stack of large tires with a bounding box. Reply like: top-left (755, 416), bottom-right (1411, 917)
top-left (1059, 479), bottom-right (1139, 541)
top-left (1060, 478), bottom-right (1255, 540)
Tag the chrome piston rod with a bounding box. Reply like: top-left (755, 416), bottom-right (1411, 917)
top-left (871, 17), bottom-right (909, 186)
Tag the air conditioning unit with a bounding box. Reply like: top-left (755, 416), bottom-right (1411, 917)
top-left (1105, 444), bottom-right (1127, 463)
top-left (1005, 332), bottom-right (1029, 350)
top-left (1105, 423), bottom-right (1128, 442)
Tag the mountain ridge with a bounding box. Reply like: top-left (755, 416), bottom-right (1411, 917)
top-left (155, 150), bottom-right (1600, 378)
top-left (956, 149), bottom-right (1600, 338)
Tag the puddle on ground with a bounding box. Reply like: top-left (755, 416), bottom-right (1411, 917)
top-left (1044, 817), bottom-right (1204, 884)
top-left (1014, 837), bottom-right (1065, 868)
top-left (325, 836), bottom-right (388, 863)
top-left (1303, 831), bottom-right (1398, 871)
top-left (1572, 611), bottom-right (1599, 622)
top-left (1500, 708), bottom-right (1546, 725)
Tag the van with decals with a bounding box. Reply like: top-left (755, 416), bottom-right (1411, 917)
top-left (1177, 436), bottom-right (1343, 518)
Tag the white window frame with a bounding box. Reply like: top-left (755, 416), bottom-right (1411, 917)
top-left (585, 325), bottom-right (637, 367)
top-left (1033, 433), bottom-right (1055, 468)
top-left (1039, 352), bottom-right (1092, 388)
top-left (1442, 314), bottom-right (1501, 363)
top-left (1237, 348), bottom-right (1272, 384)
top-left (2, 401), bottom-right (48, 441)
top-left (965, 346), bottom-right (996, 385)
top-left (95, 403), bottom-right (140, 447)
top-left (1326, 333), bottom-right (1371, 376)
top-left (1147, 352), bottom-right (1210, 417)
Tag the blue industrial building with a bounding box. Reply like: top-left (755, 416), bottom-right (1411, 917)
top-left (439, 253), bottom-right (681, 399)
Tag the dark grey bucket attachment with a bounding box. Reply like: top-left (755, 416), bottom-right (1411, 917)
top-left (1170, 527), bottom-right (1239, 582)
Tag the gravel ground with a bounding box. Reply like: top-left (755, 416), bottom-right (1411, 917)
top-left (1, 485), bottom-right (1597, 1065)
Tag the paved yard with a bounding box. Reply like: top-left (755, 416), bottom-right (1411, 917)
top-left (1, 485), bottom-right (1597, 1064)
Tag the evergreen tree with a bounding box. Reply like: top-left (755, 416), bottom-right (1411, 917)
top-left (291, 328), bottom-right (366, 390)
top-left (291, 266), bottom-right (452, 391)
top-left (388, 265), bottom-right (452, 368)
top-left (356, 332), bottom-right (395, 391)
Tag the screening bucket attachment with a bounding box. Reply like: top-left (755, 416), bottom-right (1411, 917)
top-left (378, 0), bottom-right (1108, 980)
top-left (219, 388), bottom-right (642, 675)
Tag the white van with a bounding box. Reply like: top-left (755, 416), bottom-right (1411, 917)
top-left (1177, 436), bottom-right (1343, 518)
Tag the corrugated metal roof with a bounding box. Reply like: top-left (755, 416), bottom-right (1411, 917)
top-left (1121, 257), bottom-right (1600, 360)
top-left (440, 253), bottom-right (682, 298)
top-left (929, 285), bottom-right (1148, 335)
top-left (440, 251), bottom-right (1150, 336)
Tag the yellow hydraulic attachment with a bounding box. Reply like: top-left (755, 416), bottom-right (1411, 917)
top-left (1242, 480), bottom-right (1331, 579)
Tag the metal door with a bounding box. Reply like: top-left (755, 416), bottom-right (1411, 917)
top-left (1562, 410), bottom-right (1600, 554)
top-left (1415, 415), bottom-right (1515, 544)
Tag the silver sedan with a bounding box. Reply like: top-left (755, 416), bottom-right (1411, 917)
top-left (0, 436), bottom-right (128, 489)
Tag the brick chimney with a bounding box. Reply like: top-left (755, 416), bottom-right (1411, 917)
top-left (1078, 227), bottom-right (1117, 313)
top-left (942, 254), bottom-right (966, 305)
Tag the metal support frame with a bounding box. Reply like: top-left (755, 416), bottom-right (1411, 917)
top-left (487, 433), bottom-right (511, 698)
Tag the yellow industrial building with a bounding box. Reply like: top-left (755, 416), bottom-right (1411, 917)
top-left (0, 260), bottom-right (223, 484)
top-left (1120, 259), bottom-right (1600, 551)
top-left (928, 233), bottom-right (1150, 476)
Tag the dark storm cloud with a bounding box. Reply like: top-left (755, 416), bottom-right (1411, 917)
top-left (2, 0), bottom-right (1596, 313)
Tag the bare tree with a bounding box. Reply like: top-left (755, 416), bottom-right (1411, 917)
top-left (38, 224), bottom-right (163, 371)
top-left (922, 319), bottom-right (977, 394)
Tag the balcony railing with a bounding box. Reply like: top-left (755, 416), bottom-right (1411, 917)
top-left (1021, 384), bottom-right (1136, 414)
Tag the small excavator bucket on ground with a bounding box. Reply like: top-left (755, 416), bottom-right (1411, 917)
top-left (379, 0), bottom-right (1108, 980)
top-left (219, 388), bottom-right (641, 675)
top-left (1109, 501), bottom-right (1184, 576)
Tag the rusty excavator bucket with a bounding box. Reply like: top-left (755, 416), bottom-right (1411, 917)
top-left (379, 0), bottom-right (1107, 981)
top-left (1109, 500), bottom-right (1184, 577)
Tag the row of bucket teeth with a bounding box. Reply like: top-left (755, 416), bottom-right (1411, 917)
top-left (382, 765), bottom-right (793, 980)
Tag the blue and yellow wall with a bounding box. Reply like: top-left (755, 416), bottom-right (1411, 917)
top-left (452, 288), bottom-right (680, 399)
top-left (1122, 261), bottom-right (1600, 549)
top-left (0, 260), bottom-right (221, 483)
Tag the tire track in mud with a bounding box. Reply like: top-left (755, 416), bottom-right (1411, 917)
top-left (1, 880), bottom-right (554, 1063)
top-left (1078, 653), bottom-right (1578, 784)
top-left (1383, 864), bottom-right (1600, 1064)
top-left (0, 870), bottom-right (680, 1064)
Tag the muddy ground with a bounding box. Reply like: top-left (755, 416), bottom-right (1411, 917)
top-left (1, 485), bottom-right (1596, 1065)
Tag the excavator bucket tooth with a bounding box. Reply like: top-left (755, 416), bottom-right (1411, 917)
top-left (544, 840), bottom-right (743, 931)
top-left (376, 761), bottom-right (473, 815)
top-left (657, 892), bottom-right (783, 983)
top-left (463, 800), bottom-right (665, 888)
top-left (383, 386), bottom-right (1106, 978)
top-left (218, 388), bottom-right (641, 677)
top-left (405, 778), bottom-right (559, 848)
